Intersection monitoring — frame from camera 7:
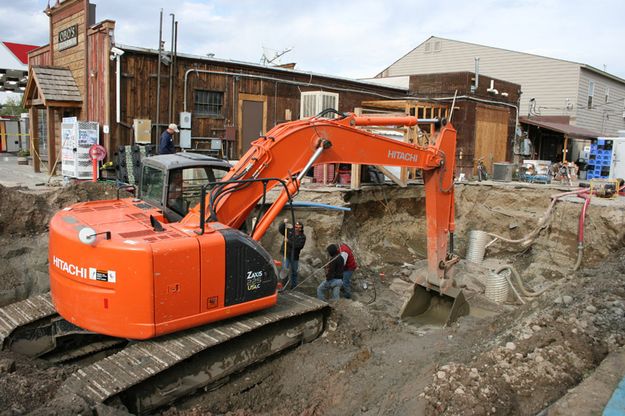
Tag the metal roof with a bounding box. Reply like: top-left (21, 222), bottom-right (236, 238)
top-left (520, 116), bottom-right (601, 139)
top-left (115, 44), bottom-right (408, 93)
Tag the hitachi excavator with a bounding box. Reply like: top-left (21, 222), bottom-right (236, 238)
top-left (0, 111), bottom-right (467, 414)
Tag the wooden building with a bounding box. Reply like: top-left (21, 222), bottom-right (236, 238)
top-left (364, 72), bottom-right (521, 176)
top-left (22, 0), bottom-right (407, 174)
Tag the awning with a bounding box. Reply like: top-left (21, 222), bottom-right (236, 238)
top-left (520, 116), bottom-right (600, 139)
top-left (23, 66), bottom-right (82, 108)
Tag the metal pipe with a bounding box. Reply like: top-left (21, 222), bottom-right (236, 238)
top-left (474, 57), bottom-right (480, 90)
top-left (296, 144), bottom-right (326, 182)
top-left (172, 20), bottom-right (178, 119)
top-left (156, 9), bottom-right (163, 137)
top-left (183, 69), bottom-right (406, 113)
top-left (168, 13), bottom-right (175, 123)
top-left (115, 53), bottom-right (121, 123)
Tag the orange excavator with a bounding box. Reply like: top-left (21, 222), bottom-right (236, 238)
top-left (50, 114), bottom-right (464, 339)
top-left (49, 111), bottom-right (465, 340)
top-left (0, 112), bottom-right (467, 412)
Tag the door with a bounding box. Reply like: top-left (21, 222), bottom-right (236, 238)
top-left (474, 106), bottom-right (509, 174)
top-left (612, 140), bottom-right (625, 179)
top-left (0, 121), bottom-right (5, 152)
top-left (238, 94), bottom-right (267, 157)
top-left (241, 101), bottom-right (264, 153)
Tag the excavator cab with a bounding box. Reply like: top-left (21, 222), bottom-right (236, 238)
top-left (138, 153), bottom-right (231, 222)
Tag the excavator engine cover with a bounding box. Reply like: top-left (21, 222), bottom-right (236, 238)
top-left (221, 229), bottom-right (278, 306)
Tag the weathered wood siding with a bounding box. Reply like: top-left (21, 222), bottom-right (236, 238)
top-left (113, 49), bottom-right (405, 156)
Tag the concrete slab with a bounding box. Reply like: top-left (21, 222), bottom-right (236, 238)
top-left (545, 347), bottom-right (625, 415)
top-left (0, 154), bottom-right (61, 190)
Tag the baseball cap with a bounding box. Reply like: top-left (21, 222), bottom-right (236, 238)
top-left (168, 123), bottom-right (180, 133)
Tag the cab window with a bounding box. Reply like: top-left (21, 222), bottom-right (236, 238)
top-left (140, 165), bottom-right (165, 204)
top-left (166, 166), bottom-right (230, 217)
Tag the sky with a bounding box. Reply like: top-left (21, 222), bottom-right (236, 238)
top-left (0, 0), bottom-right (624, 80)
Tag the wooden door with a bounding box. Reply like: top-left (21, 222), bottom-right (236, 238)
top-left (237, 94), bottom-right (267, 157)
top-left (474, 106), bottom-right (509, 174)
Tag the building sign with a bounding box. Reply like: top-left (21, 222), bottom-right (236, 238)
top-left (58, 25), bottom-right (78, 51)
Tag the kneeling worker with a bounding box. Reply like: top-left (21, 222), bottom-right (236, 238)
top-left (317, 244), bottom-right (344, 301)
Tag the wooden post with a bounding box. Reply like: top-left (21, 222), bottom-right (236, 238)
top-left (29, 108), bottom-right (40, 173)
top-left (562, 134), bottom-right (568, 163)
top-left (47, 107), bottom-right (56, 175)
top-left (351, 107), bottom-right (362, 189)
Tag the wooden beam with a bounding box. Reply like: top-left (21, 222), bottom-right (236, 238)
top-left (29, 108), bottom-right (40, 173)
top-left (375, 165), bottom-right (406, 187)
top-left (48, 101), bottom-right (83, 108)
top-left (351, 107), bottom-right (363, 189)
top-left (46, 107), bottom-right (56, 175)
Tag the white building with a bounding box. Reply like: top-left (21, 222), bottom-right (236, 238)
top-left (0, 41), bottom-right (38, 103)
top-left (375, 36), bottom-right (625, 137)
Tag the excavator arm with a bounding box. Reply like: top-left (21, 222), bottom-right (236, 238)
top-left (181, 112), bottom-right (457, 288)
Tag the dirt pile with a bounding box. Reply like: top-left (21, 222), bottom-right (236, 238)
top-left (0, 183), bottom-right (124, 306)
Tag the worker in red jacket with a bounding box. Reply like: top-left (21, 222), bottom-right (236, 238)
top-left (338, 243), bottom-right (357, 299)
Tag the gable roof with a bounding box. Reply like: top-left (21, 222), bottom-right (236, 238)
top-left (2, 42), bottom-right (39, 65)
top-left (377, 36), bottom-right (625, 85)
top-left (23, 66), bottom-right (82, 108)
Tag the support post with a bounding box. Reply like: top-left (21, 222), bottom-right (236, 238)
top-left (29, 108), bottom-right (40, 173)
top-left (46, 107), bottom-right (56, 175)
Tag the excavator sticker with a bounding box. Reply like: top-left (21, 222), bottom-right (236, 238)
top-left (246, 270), bottom-right (263, 291)
top-left (89, 268), bottom-right (116, 283)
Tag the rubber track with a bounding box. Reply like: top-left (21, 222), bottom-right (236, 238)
top-left (0, 293), bottom-right (57, 346)
top-left (58, 291), bottom-right (327, 404)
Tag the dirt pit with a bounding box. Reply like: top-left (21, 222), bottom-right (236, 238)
top-left (0, 182), bottom-right (624, 415)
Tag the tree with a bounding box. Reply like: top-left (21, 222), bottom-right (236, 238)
top-left (0, 96), bottom-right (26, 117)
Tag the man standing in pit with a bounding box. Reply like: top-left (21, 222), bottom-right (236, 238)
top-left (278, 219), bottom-right (307, 289)
top-left (159, 123), bottom-right (179, 154)
top-left (338, 243), bottom-right (358, 299)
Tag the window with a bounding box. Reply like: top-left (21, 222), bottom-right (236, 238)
top-left (166, 166), bottom-right (230, 217)
top-left (606, 87), bottom-right (610, 104)
top-left (424, 42), bottom-right (431, 53)
top-left (433, 40), bottom-right (442, 52)
top-left (194, 90), bottom-right (224, 116)
top-left (140, 165), bottom-right (165, 205)
top-left (587, 81), bottom-right (594, 109)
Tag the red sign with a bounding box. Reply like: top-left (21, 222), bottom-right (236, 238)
top-left (89, 144), bottom-right (107, 161)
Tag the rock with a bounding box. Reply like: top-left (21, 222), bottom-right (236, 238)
top-left (532, 325), bottom-right (541, 332)
top-left (454, 387), bottom-right (465, 395)
top-left (505, 342), bottom-right (516, 351)
top-left (562, 295), bottom-right (573, 305)
top-left (437, 371), bottom-right (446, 380)
top-left (535, 355), bottom-right (544, 363)
top-left (586, 305), bottom-right (597, 313)
top-left (0, 358), bottom-right (16, 373)
top-left (554, 296), bottom-right (563, 304)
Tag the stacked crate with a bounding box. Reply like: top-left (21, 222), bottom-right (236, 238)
top-left (586, 139), bottom-right (613, 180)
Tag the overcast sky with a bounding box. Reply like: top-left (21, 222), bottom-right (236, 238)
top-left (1, 0), bottom-right (624, 80)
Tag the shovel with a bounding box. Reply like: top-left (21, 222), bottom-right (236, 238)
top-left (400, 270), bottom-right (469, 327)
top-left (279, 222), bottom-right (291, 289)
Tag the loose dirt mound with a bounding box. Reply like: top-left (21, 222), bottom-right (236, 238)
top-left (0, 183), bottom-right (122, 306)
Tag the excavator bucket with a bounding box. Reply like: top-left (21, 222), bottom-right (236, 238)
top-left (400, 282), bottom-right (469, 327)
